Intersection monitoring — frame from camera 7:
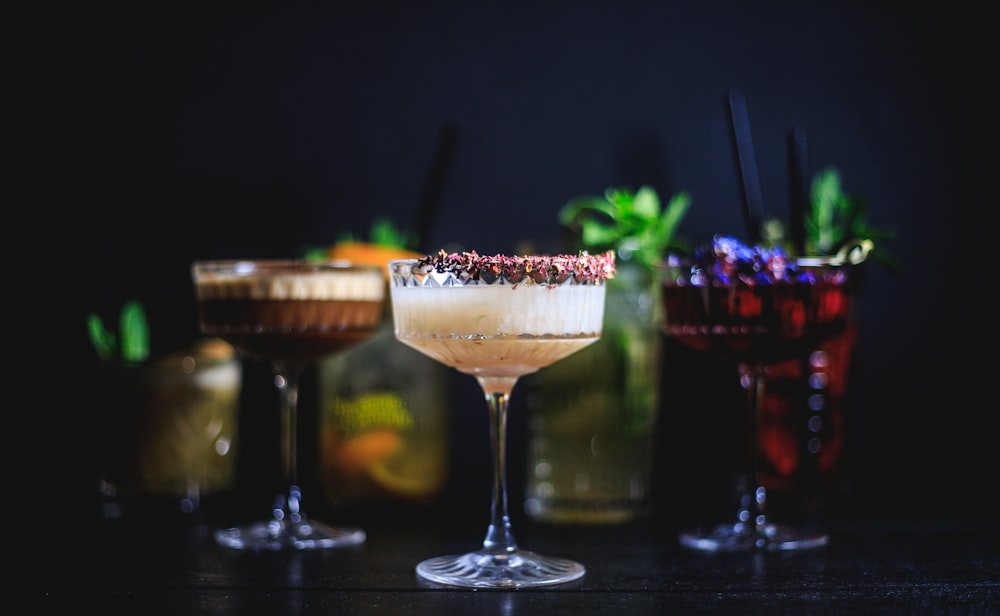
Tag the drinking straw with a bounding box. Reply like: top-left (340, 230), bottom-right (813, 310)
top-left (414, 124), bottom-right (460, 252)
top-left (787, 127), bottom-right (808, 255)
top-left (727, 90), bottom-right (764, 243)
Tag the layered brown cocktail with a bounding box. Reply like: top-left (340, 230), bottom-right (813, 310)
top-left (194, 261), bottom-right (384, 365)
top-left (191, 259), bottom-right (385, 551)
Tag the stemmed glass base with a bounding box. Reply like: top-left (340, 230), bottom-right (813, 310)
top-left (680, 522), bottom-right (828, 553)
top-left (214, 519), bottom-right (365, 551)
top-left (414, 378), bottom-right (587, 588)
top-left (416, 549), bottom-right (585, 589)
top-left (214, 484), bottom-right (366, 551)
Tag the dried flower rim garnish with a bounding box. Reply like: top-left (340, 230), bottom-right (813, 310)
top-left (415, 249), bottom-right (616, 285)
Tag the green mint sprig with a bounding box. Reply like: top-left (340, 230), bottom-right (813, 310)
top-left (558, 186), bottom-right (692, 269)
top-left (87, 300), bottom-right (150, 364)
top-left (763, 167), bottom-right (899, 271)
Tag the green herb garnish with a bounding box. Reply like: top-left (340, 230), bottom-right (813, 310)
top-left (763, 166), bottom-right (899, 270)
top-left (366, 217), bottom-right (417, 249)
top-left (558, 186), bottom-right (692, 269)
top-left (87, 300), bottom-right (150, 364)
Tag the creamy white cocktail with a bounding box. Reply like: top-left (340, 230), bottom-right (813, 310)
top-left (391, 283), bottom-right (605, 378)
top-left (389, 250), bottom-right (614, 589)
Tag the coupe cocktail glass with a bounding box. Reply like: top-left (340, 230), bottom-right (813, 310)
top-left (660, 236), bottom-right (868, 552)
top-left (192, 260), bottom-right (385, 550)
top-left (389, 250), bottom-right (615, 588)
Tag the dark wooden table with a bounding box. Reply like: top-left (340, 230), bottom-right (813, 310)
top-left (36, 505), bottom-right (998, 614)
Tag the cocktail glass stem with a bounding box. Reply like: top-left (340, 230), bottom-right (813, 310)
top-left (480, 377), bottom-right (518, 555)
top-left (275, 363), bottom-right (303, 526)
top-left (414, 374), bottom-right (586, 588)
top-left (213, 360), bottom-right (366, 550)
top-left (737, 362), bottom-right (768, 538)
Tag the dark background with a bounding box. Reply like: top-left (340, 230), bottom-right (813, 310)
top-left (48, 1), bottom-right (991, 528)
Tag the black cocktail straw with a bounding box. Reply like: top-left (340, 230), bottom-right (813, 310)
top-left (414, 124), bottom-right (460, 252)
top-left (727, 90), bottom-right (764, 244)
top-left (787, 126), bottom-right (808, 255)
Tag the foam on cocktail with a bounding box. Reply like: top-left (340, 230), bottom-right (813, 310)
top-left (195, 268), bottom-right (384, 301)
top-left (391, 284), bottom-right (605, 338)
